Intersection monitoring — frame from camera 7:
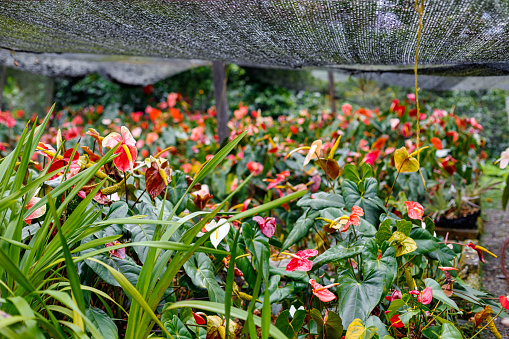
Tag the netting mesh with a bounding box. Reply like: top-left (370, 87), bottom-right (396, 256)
top-left (1, 0), bottom-right (509, 84)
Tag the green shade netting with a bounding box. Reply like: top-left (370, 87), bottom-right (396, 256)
top-left (1, 0), bottom-right (509, 86)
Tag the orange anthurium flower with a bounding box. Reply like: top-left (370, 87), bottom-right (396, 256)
top-left (103, 126), bottom-right (138, 173)
top-left (430, 137), bottom-right (443, 150)
top-left (338, 206), bottom-right (364, 232)
top-left (467, 243), bottom-right (497, 264)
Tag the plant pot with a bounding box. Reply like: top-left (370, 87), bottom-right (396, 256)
top-left (434, 210), bottom-right (481, 240)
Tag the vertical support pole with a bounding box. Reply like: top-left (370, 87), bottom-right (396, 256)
top-left (212, 61), bottom-right (229, 144)
top-left (506, 96), bottom-right (509, 128)
top-left (0, 66), bottom-right (7, 111)
top-left (44, 76), bottom-right (55, 110)
top-left (328, 70), bottom-right (336, 114)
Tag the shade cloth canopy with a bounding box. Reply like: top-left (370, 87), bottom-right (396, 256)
top-left (1, 0), bottom-right (509, 87)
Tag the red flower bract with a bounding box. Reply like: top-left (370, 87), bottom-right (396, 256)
top-left (103, 126), bottom-right (138, 172)
top-left (467, 243), bottom-right (497, 264)
top-left (105, 241), bottom-right (126, 259)
top-left (500, 296), bottom-right (509, 310)
top-left (390, 314), bottom-right (404, 328)
top-left (286, 249), bottom-right (318, 272)
top-left (252, 216), bottom-right (277, 238)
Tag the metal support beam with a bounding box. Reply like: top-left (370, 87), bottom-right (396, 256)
top-left (212, 61), bottom-right (229, 144)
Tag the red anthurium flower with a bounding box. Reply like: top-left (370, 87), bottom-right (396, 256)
top-left (285, 249), bottom-right (318, 272)
top-left (193, 312), bottom-right (206, 325)
top-left (338, 206), bottom-right (364, 232)
top-left (246, 161), bottom-right (264, 176)
top-left (500, 296), bottom-right (509, 310)
top-left (446, 130), bottom-right (459, 142)
top-left (105, 241), bottom-right (126, 259)
top-left (405, 201), bottom-right (424, 220)
top-left (440, 156), bottom-right (458, 175)
top-left (363, 150), bottom-right (380, 166)
top-left (103, 126), bottom-right (138, 172)
top-left (253, 216), bottom-right (277, 238)
top-left (467, 243), bottom-right (497, 264)
top-left (309, 279), bottom-right (337, 302)
top-left (385, 290), bottom-right (403, 302)
top-left (390, 314), bottom-right (405, 328)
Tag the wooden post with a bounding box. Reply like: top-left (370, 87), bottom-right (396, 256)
top-left (212, 61), bottom-right (229, 144)
top-left (328, 70), bottom-right (336, 114)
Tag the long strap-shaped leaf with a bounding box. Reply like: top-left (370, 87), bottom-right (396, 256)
top-left (47, 193), bottom-right (86, 318)
top-left (85, 258), bottom-right (174, 339)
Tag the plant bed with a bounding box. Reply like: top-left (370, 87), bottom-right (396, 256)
top-left (435, 209), bottom-right (481, 239)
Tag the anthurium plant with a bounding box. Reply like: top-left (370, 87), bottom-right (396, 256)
top-left (0, 93), bottom-right (500, 339)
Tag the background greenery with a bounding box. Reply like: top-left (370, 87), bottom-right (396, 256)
top-left (3, 65), bottom-right (509, 156)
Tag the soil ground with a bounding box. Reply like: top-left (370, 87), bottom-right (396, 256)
top-left (479, 208), bottom-right (509, 338)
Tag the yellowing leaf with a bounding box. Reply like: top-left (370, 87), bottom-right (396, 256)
top-left (389, 231), bottom-right (417, 257)
top-left (345, 318), bottom-right (376, 339)
top-left (394, 147), bottom-right (420, 173)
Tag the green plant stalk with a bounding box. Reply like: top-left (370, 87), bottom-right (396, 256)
top-left (224, 226), bottom-right (241, 339)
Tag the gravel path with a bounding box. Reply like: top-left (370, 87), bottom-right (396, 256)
top-left (480, 208), bottom-right (509, 338)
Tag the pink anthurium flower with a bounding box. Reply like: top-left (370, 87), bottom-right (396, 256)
top-left (253, 216), bottom-right (277, 238)
top-left (309, 279), bottom-right (338, 302)
top-left (284, 249), bottom-right (319, 272)
top-left (246, 161), bottom-right (264, 176)
top-left (105, 241), bottom-right (126, 259)
top-left (103, 126), bottom-right (138, 172)
top-left (409, 287), bottom-right (433, 305)
top-left (385, 290), bottom-right (403, 302)
top-left (405, 201), bottom-right (424, 220)
top-left (24, 189), bottom-right (46, 224)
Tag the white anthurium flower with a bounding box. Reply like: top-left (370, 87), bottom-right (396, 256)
top-left (289, 305), bottom-right (305, 317)
top-left (204, 219), bottom-right (230, 248)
